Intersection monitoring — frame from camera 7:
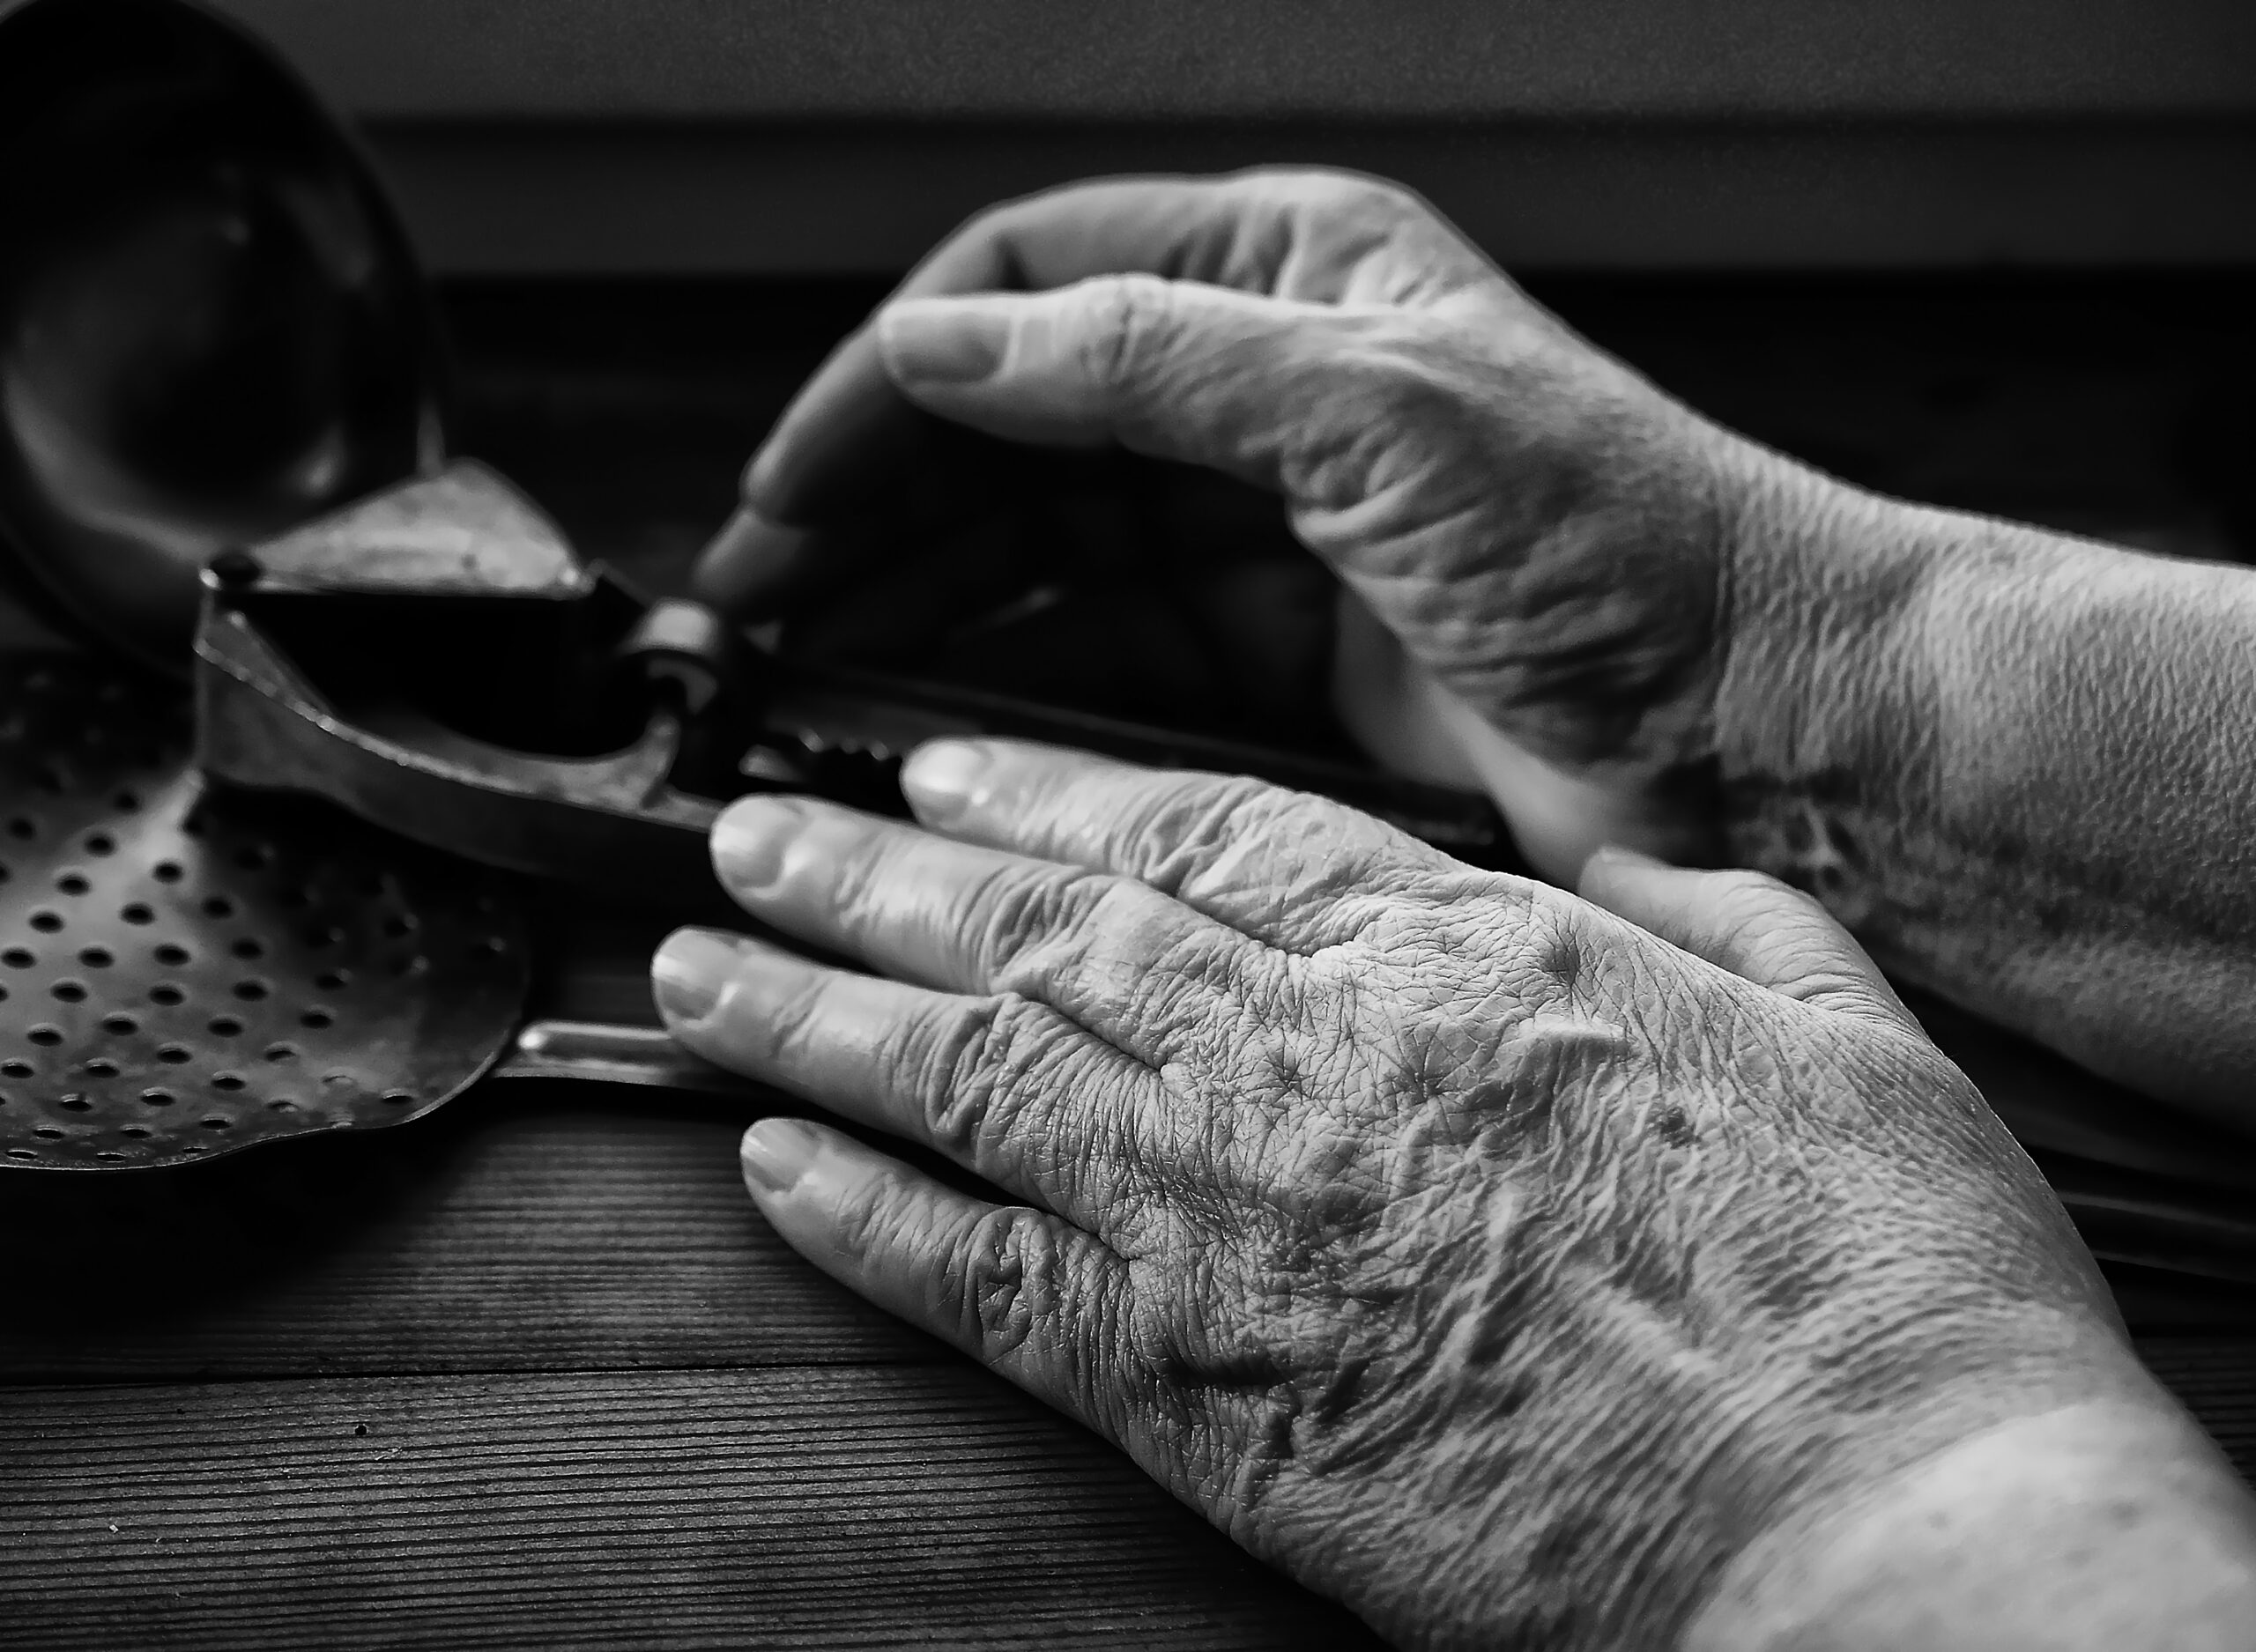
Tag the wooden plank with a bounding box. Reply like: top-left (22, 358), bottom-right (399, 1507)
top-left (0, 1086), bottom-right (937, 1382)
top-left (0, 1365), bottom-right (1376, 1650)
top-left (208, 0), bottom-right (2256, 122)
top-left (4, 1074), bottom-right (2255, 1387)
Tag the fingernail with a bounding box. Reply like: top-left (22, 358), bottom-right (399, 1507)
top-left (880, 300), bottom-right (1008, 385)
top-left (712, 795), bottom-right (808, 895)
top-left (652, 927), bottom-right (748, 1022)
top-left (901, 740), bottom-right (991, 824)
top-left (741, 1116), bottom-right (823, 1196)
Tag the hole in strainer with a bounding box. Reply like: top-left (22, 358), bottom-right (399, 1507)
top-left (27, 911), bottom-right (60, 932)
top-left (157, 1044), bottom-right (191, 1064)
top-left (212, 1073), bottom-right (246, 1093)
top-left (121, 903), bottom-right (153, 925)
top-left (202, 896), bottom-right (235, 919)
top-left (264, 1042), bottom-right (299, 1063)
top-left (84, 833), bottom-right (115, 856)
top-left (152, 863), bottom-right (183, 884)
top-left (28, 1026), bottom-right (63, 1047)
top-left (33, 1126), bottom-right (62, 1139)
top-left (6, 818), bottom-right (35, 841)
top-left (57, 1094), bottom-right (91, 1111)
top-left (81, 1059), bottom-right (115, 1079)
top-left (101, 1014), bottom-right (137, 1035)
top-left (154, 944), bottom-right (189, 967)
top-left (207, 1016), bottom-right (242, 1038)
top-left (149, 984), bottom-right (185, 1007)
top-left (382, 1089), bottom-right (415, 1105)
top-left (140, 1089), bottom-right (176, 1107)
top-left (120, 1125), bottom-right (151, 1139)
top-left (78, 947), bottom-right (112, 968)
top-left (199, 1115), bottom-right (232, 1131)
top-left (300, 1009), bottom-right (333, 1030)
top-left (56, 873), bottom-right (88, 896)
top-left (1, 1060), bottom-right (31, 1078)
top-left (0, 948), bottom-right (31, 968)
top-left (315, 970), bottom-right (350, 990)
top-left (234, 979), bottom-right (270, 1002)
top-left (231, 937), bottom-right (264, 961)
top-left (51, 981), bottom-right (86, 1004)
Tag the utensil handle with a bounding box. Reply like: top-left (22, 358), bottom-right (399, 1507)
top-left (496, 1019), bottom-right (764, 1096)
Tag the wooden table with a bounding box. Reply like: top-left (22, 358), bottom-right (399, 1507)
top-left (1, 1073), bottom-right (2252, 1648)
top-left (5, 271), bottom-right (2253, 1648)
top-left (0, 1078), bottom-right (1386, 1648)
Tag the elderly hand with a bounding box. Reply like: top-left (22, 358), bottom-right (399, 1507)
top-left (695, 169), bottom-right (1779, 879)
top-left (649, 740), bottom-right (2235, 1650)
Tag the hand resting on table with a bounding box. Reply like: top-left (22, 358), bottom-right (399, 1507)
top-left (653, 744), bottom-right (2254, 1650)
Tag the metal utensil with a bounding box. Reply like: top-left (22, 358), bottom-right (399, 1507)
top-left (0, 651), bottom-right (754, 1170)
top-left (0, 0), bottom-right (444, 674)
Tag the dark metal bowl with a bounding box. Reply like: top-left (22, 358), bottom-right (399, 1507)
top-left (0, 0), bottom-right (444, 672)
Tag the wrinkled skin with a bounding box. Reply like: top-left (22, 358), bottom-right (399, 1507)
top-left (696, 167), bottom-right (2256, 1109)
top-left (654, 742), bottom-right (2158, 1652)
top-left (697, 168), bottom-right (1759, 876)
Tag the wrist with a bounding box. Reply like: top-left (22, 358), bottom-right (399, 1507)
top-left (1688, 1398), bottom-right (2256, 1651)
top-left (1704, 447), bottom-right (1957, 894)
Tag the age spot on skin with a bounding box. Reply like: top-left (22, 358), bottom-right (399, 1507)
top-left (1651, 1104), bottom-right (1696, 1149)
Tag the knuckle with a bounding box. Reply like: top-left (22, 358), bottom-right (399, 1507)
top-left (953, 1204), bottom-right (1059, 1359)
top-left (974, 863), bottom-right (1109, 967)
top-left (917, 992), bottom-right (1066, 1156)
top-left (746, 967), bottom-right (836, 1070)
top-left (1072, 272), bottom-right (1175, 393)
top-left (819, 826), bottom-right (902, 937)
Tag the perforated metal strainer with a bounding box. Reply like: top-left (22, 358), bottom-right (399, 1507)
top-left (0, 653), bottom-right (531, 1168)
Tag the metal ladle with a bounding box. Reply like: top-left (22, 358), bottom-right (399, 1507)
top-left (0, 0), bottom-right (443, 674)
top-left (0, 0), bottom-right (752, 1171)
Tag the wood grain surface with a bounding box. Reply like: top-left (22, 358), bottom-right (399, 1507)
top-left (0, 1088), bottom-right (931, 1383)
top-left (1, 1085), bottom-right (2250, 1650)
top-left (0, 1366), bottom-right (1376, 1649)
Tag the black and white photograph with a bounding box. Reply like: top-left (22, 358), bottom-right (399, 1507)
top-left (1, 2), bottom-right (2253, 1646)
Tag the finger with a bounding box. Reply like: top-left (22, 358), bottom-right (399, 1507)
top-left (697, 168), bottom-right (1490, 611)
top-left (1576, 848), bottom-right (1916, 1028)
top-left (875, 276), bottom-right (1388, 496)
top-left (738, 1115), bottom-right (1134, 1438)
top-left (657, 928), bottom-right (1160, 1229)
top-left (753, 172), bottom-right (1408, 513)
top-left (708, 794), bottom-right (1258, 1065)
top-left (898, 738), bottom-right (1487, 954)
top-left (696, 175), bottom-right (1283, 612)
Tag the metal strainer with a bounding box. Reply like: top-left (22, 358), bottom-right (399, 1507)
top-left (0, 652), bottom-right (530, 1168)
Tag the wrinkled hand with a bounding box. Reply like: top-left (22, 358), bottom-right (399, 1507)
top-left (696, 169), bottom-right (1777, 878)
top-left (652, 739), bottom-right (2148, 1650)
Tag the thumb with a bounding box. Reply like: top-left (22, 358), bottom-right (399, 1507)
top-left (1578, 848), bottom-right (1916, 1030)
top-left (874, 275), bottom-right (1340, 485)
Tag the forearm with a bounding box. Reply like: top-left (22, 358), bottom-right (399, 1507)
top-left (1688, 1398), bottom-right (2256, 1651)
top-left (1719, 456), bottom-right (2256, 1124)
